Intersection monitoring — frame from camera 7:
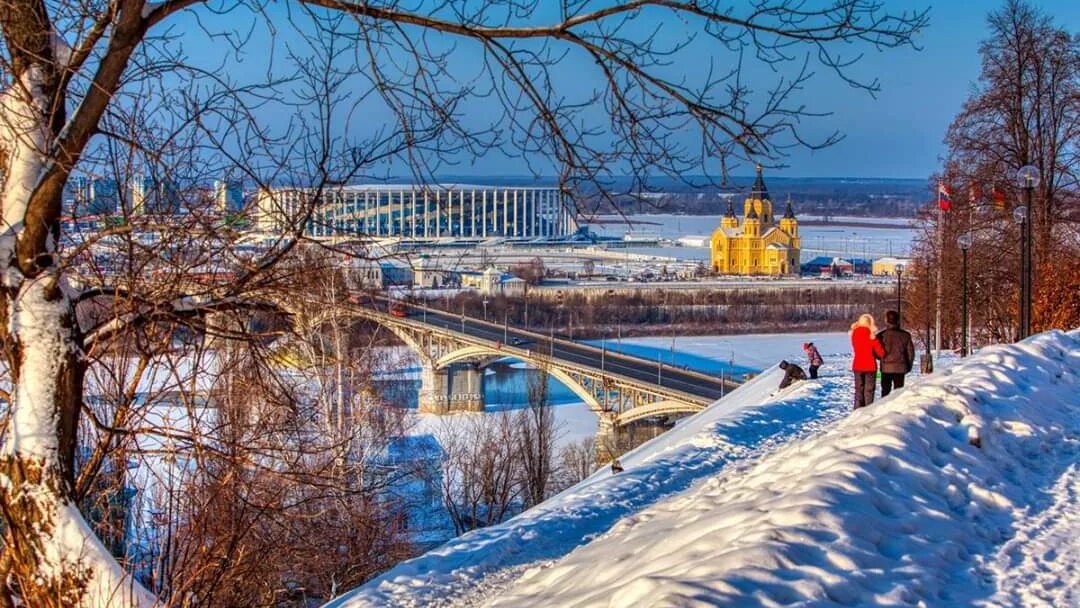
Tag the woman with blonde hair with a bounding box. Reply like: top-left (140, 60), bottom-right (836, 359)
top-left (850, 313), bottom-right (884, 408)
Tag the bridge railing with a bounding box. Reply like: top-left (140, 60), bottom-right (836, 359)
top-left (396, 298), bottom-right (739, 391)
top-left (345, 299), bottom-right (717, 405)
top-left (351, 293), bottom-right (738, 393)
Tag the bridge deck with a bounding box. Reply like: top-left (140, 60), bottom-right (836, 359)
top-left (351, 298), bottom-right (737, 405)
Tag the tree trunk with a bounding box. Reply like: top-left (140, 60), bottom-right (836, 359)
top-left (0, 59), bottom-right (155, 607)
top-left (0, 279), bottom-right (156, 608)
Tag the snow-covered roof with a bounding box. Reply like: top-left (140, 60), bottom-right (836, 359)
top-left (711, 226), bottom-right (740, 238)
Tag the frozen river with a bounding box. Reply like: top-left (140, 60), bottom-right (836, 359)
top-left (584, 213), bottom-right (916, 262)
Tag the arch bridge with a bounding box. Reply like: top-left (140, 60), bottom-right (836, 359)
top-left (296, 300), bottom-right (736, 432)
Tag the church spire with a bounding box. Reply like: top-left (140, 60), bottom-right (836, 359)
top-left (750, 164), bottom-right (769, 200)
top-left (723, 195), bottom-right (735, 217)
top-left (783, 195), bottom-right (795, 219)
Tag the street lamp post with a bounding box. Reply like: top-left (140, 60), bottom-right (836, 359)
top-left (1015, 165), bottom-right (1038, 339)
top-left (482, 298), bottom-right (488, 321)
top-left (921, 265), bottom-right (934, 374)
top-left (957, 233), bottom-right (972, 356)
top-left (894, 263), bottom-right (905, 322)
top-left (1013, 204), bottom-right (1029, 340)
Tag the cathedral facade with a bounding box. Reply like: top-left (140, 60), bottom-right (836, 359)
top-left (710, 166), bottom-right (800, 276)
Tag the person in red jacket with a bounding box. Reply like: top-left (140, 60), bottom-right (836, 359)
top-left (850, 313), bottom-right (884, 409)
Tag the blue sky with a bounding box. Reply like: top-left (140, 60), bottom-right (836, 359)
top-left (173, 1), bottom-right (1080, 181)
top-left (776, 0), bottom-right (1080, 179)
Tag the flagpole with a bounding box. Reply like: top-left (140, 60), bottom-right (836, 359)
top-left (935, 182), bottom-right (945, 353)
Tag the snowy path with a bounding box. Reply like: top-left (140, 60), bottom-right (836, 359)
top-left (326, 360), bottom-right (869, 607)
top-left (983, 463), bottom-right (1080, 607)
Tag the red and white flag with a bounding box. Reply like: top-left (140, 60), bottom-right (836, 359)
top-left (991, 185), bottom-right (1007, 211)
top-left (938, 182), bottom-right (952, 211)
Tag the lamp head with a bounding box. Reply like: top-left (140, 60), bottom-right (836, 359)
top-left (1016, 165), bottom-right (1040, 189)
top-left (957, 233), bottom-right (973, 250)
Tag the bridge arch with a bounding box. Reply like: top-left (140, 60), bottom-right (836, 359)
top-left (434, 345), bottom-right (603, 411)
top-left (374, 323), bottom-right (429, 364)
top-left (299, 304), bottom-right (605, 413)
top-left (295, 306), bottom-right (713, 420)
top-left (302, 308), bottom-right (432, 365)
top-left (614, 400), bottom-right (706, 426)
top-left (434, 346), bottom-right (504, 369)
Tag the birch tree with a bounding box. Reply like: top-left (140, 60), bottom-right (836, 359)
top-left (0, 1), bottom-right (925, 606)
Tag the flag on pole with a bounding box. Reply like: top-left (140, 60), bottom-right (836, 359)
top-left (938, 182), bottom-right (952, 211)
top-left (991, 185), bottom-right (1007, 211)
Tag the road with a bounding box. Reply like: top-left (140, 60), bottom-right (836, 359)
top-left (369, 301), bottom-right (732, 402)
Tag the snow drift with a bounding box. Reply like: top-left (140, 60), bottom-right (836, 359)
top-left (487, 330), bottom-right (1080, 607)
top-left (327, 330), bottom-right (1079, 607)
top-left (327, 361), bottom-right (859, 607)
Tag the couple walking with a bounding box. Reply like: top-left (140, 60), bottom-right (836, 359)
top-left (850, 310), bottom-right (915, 409)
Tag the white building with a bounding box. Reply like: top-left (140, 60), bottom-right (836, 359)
top-left (872, 257), bottom-right (911, 276)
top-left (349, 259), bottom-right (414, 290)
top-left (256, 183), bottom-right (577, 240)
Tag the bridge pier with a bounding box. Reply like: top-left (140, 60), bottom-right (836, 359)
top-left (595, 413), bottom-right (681, 466)
top-left (595, 412), bottom-right (621, 465)
top-left (418, 366), bottom-right (450, 414)
top-left (447, 363), bottom-right (485, 412)
top-left (418, 363), bottom-right (485, 414)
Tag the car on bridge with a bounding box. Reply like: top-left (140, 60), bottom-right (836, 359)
top-left (390, 301), bottom-right (409, 318)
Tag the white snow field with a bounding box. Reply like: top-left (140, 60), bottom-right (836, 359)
top-left (326, 329), bottom-right (1080, 608)
top-left (326, 350), bottom-right (863, 607)
top-left (482, 330), bottom-right (1080, 607)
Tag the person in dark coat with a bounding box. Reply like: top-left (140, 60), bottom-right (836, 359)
top-left (778, 360), bottom-right (807, 390)
top-left (802, 342), bottom-right (824, 379)
top-left (850, 314), bottom-right (884, 409)
top-left (876, 309), bottom-right (915, 398)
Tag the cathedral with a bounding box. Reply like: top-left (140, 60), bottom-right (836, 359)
top-left (710, 165), bottom-right (801, 275)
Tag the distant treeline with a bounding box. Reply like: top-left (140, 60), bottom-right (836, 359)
top-left (577, 179), bottom-right (928, 218)
top-left (352, 174), bottom-right (929, 219)
top-left (419, 285), bottom-right (892, 338)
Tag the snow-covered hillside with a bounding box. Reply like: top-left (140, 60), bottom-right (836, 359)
top-left (490, 330), bottom-right (1080, 607)
top-left (327, 349), bottom-right (866, 606)
top-left (328, 329), bottom-right (1080, 607)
